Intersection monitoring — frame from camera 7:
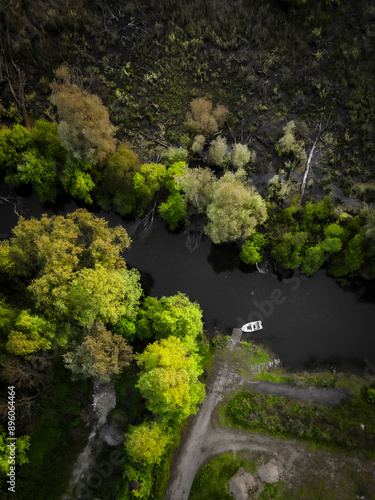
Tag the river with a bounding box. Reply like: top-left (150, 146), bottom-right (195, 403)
top-left (1, 185), bottom-right (375, 371)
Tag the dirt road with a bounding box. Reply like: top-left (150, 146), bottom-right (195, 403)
top-left (163, 339), bottom-right (354, 500)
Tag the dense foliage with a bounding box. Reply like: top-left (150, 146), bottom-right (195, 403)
top-left (1, 0), bottom-right (375, 497)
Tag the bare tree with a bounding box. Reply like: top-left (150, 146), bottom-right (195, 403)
top-left (0, 31), bottom-right (31, 129)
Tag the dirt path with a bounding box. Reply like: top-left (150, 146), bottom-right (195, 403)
top-left (163, 339), bottom-right (353, 500)
top-left (164, 338), bottom-right (242, 499)
top-left (248, 380), bottom-right (348, 405)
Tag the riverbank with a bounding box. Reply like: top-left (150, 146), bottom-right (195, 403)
top-left (165, 339), bottom-right (375, 499)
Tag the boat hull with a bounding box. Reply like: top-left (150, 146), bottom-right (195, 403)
top-left (241, 321), bottom-right (263, 332)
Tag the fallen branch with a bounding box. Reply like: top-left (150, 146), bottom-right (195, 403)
top-left (0, 196), bottom-right (21, 216)
top-left (139, 131), bottom-right (169, 148)
top-left (130, 196), bottom-right (159, 236)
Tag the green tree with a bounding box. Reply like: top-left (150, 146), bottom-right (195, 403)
top-left (0, 120), bottom-right (65, 202)
top-left (136, 336), bottom-right (204, 422)
top-left (51, 65), bottom-right (117, 164)
top-left (344, 233), bottom-right (364, 272)
top-left (98, 142), bottom-right (141, 214)
top-left (300, 197), bottom-right (335, 232)
top-left (205, 169), bottom-right (267, 243)
top-left (158, 192), bottom-right (187, 230)
top-left (125, 422), bottom-right (169, 465)
top-left (177, 167), bottom-right (216, 214)
top-left (8, 151), bottom-right (57, 202)
top-left (363, 205), bottom-right (375, 245)
top-left (321, 237), bottom-right (342, 253)
top-left (300, 244), bottom-right (325, 275)
top-left (272, 232), bottom-right (308, 269)
top-left (0, 427), bottom-right (30, 478)
top-left (133, 163), bottom-right (167, 215)
top-left (2, 210), bottom-right (141, 335)
top-left (0, 124), bottom-right (33, 173)
top-left (240, 232), bottom-right (266, 265)
top-left (63, 322), bottom-right (133, 382)
top-left (136, 292), bottom-right (203, 344)
top-left (61, 155), bottom-right (95, 204)
top-left (6, 311), bottom-right (54, 356)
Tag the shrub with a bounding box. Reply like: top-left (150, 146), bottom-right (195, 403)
top-left (187, 98), bottom-right (228, 135)
top-left (276, 120), bottom-right (306, 162)
top-left (231, 143), bottom-right (255, 169)
top-left (51, 64), bottom-right (117, 164)
top-left (240, 232), bottom-right (266, 265)
top-left (209, 136), bottom-right (227, 166)
top-left (191, 134), bottom-right (206, 153)
top-left (162, 147), bottom-right (189, 165)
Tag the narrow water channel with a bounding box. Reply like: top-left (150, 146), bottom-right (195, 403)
top-left (1, 187), bottom-right (375, 371)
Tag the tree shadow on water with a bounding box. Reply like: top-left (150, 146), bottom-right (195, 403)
top-left (206, 242), bottom-right (241, 273)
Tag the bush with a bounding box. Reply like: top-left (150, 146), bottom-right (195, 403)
top-left (231, 143), bottom-right (255, 169)
top-left (158, 192), bottom-right (187, 230)
top-left (276, 120), bottom-right (306, 163)
top-left (162, 147), bottom-right (189, 165)
top-left (209, 136), bottom-right (227, 166)
top-left (240, 232), bottom-right (266, 265)
top-left (187, 98), bottom-right (228, 135)
top-left (191, 134), bottom-right (206, 153)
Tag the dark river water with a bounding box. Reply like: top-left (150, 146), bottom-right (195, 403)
top-left (1, 187), bottom-right (375, 371)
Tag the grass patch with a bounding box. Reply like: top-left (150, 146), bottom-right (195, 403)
top-left (189, 452), bottom-right (257, 500)
top-left (226, 391), bottom-right (375, 456)
top-left (254, 369), bottom-right (341, 388)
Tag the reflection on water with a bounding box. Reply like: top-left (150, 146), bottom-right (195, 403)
top-left (1, 186), bottom-right (375, 371)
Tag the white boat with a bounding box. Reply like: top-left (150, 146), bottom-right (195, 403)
top-left (241, 321), bottom-right (263, 332)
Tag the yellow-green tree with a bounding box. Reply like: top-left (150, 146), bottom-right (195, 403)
top-left (0, 427), bottom-right (30, 478)
top-left (0, 210), bottom-right (141, 335)
top-left (125, 422), bottom-right (170, 465)
top-left (136, 292), bottom-right (203, 344)
top-left (136, 336), bottom-right (204, 422)
top-left (6, 311), bottom-right (53, 356)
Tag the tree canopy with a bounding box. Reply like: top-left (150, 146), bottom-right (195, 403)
top-left (136, 292), bottom-right (203, 345)
top-left (0, 209), bottom-right (141, 339)
top-left (125, 422), bottom-right (170, 465)
top-left (51, 65), bottom-right (117, 164)
top-left (205, 169), bottom-right (267, 243)
top-left (136, 336), bottom-right (204, 422)
top-left (63, 322), bottom-right (133, 382)
top-left (176, 166), bottom-right (216, 214)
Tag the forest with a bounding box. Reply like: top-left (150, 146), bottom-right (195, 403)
top-left (0, 0), bottom-right (375, 498)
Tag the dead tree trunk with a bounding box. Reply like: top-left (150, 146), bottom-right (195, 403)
top-left (301, 118), bottom-right (325, 197)
top-left (301, 135), bottom-right (319, 196)
top-left (301, 115), bottom-right (334, 197)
